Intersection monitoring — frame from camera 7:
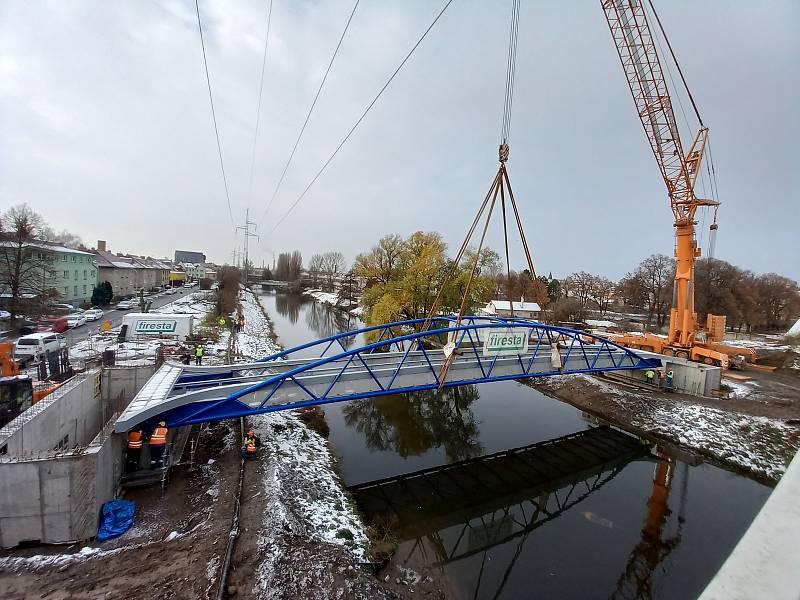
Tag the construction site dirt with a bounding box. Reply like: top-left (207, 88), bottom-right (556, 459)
top-left (0, 418), bottom-right (410, 599)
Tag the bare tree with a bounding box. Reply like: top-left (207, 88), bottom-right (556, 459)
top-left (336, 269), bottom-right (360, 307)
top-left (0, 204), bottom-right (58, 325)
top-left (321, 251), bottom-right (346, 292)
top-left (353, 234), bottom-right (404, 285)
top-left (589, 276), bottom-right (615, 316)
top-left (41, 226), bottom-right (83, 249)
top-left (563, 272), bottom-right (595, 319)
top-left (308, 253), bottom-right (324, 287)
top-left (619, 254), bottom-right (675, 329)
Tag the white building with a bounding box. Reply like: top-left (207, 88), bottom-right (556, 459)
top-left (484, 299), bottom-right (542, 320)
top-left (180, 263), bottom-right (206, 281)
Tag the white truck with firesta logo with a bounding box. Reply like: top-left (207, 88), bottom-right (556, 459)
top-left (120, 313), bottom-right (195, 341)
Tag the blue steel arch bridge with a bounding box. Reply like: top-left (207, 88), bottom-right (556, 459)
top-left (114, 316), bottom-right (660, 433)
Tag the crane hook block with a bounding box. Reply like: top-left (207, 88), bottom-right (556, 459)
top-left (499, 143), bottom-right (510, 163)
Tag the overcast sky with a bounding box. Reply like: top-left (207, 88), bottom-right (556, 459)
top-left (1, 1), bottom-right (797, 281)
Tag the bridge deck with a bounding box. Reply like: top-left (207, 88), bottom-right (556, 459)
top-left (114, 317), bottom-right (660, 432)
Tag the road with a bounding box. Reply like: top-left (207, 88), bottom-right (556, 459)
top-left (63, 287), bottom-right (196, 346)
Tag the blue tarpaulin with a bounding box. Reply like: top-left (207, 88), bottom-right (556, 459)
top-left (96, 499), bottom-right (136, 542)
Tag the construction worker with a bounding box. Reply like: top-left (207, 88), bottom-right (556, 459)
top-left (665, 369), bottom-right (674, 392)
top-left (242, 429), bottom-right (260, 458)
top-left (149, 421), bottom-right (168, 469)
top-left (195, 343), bottom-right (204, 365)
top-left (645, 369), bottom-right (656, 386)
top-left (657, 369), bottom-right (665, 389)
top-left (126, 429), bottom-right (143, 472)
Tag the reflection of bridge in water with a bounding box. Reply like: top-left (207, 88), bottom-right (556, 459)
top-left (350, 426), bottom-right (650, 565)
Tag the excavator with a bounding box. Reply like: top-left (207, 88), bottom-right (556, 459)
top-left (600, 0), bottom-right (756, 368)
top-left (0, 342), bottom-right (65, 427)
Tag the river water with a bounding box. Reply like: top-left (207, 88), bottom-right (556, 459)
top-left (257, 290), bottom-right (771, 600)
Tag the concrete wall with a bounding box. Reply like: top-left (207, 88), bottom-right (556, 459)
top-left (101, 364), bottom-right (158, 416)
top-left (0, 425), bottom-right (122, 548)
top-left (0, 372), bottom-right (102, 456)
top-left (0, 364), bottom-right (155, 548)
top-left (611, 352), bottom-right (722, 396)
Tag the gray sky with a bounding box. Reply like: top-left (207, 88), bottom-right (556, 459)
top-left (1, 1), bottom-right (798, 281)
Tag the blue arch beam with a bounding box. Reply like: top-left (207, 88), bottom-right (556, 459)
top-left (114, 316), bottom-right (661, 431)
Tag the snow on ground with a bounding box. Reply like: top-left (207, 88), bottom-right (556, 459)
top-left (252, 411), bottom-right (370, 586)
top-left (305, 289), bottom-right (363, 318)
top-left (245, 289), bottom-right (371, 593)
top-left (68, 292), bottom-right (214, 366)
top-left (236, 289), bottom-right (280, 360)
top-left (570, 373), bottom-right (793, 481)
top-left (631, 403), bottom-right (793, 481)
top-left (585, 319), bottom-right (616, 328)
top-left (723, 378), bottom-right (757, 398)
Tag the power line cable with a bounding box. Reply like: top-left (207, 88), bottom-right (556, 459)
top-left (194, 0), bottom-right (236, 230)
top-left (247, 0), bottom-right (275, 211)
top-left (269, 0), bottom-right (455, 233)
top-left (259, 0), bottom-right (360, 226)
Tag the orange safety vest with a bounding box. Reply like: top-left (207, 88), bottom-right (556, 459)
top-left (128, 431), bottom-right (143, 449)
top-left (150, 427), bottom-right (168, 446)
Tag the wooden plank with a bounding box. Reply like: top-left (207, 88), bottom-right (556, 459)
top-left (724, 372), bottom-right (753, 382)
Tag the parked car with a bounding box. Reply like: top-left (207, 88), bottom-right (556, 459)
top-left (116, 299), bottom-right (136, 310)
top-left (47, 303), bottom-right (75, 314)
top-left (0, 310), bottom-right (10, 319)
top-left (13, 332), bottom-right (67, 366)
top-left (66, 313), bottom-right (87, 328)
top-left (37, 316), bottom-right (69, 333)
top-left (84, 307), bottom-right (104, 321)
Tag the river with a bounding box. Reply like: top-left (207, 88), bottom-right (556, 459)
top-left (257, 289), bottom-right (771, 600)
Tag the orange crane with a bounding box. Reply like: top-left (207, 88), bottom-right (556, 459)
top-left (601, 0), bottom-right (754, 368)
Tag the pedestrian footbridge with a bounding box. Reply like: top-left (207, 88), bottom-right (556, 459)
top-left (114, 316), bottom-right (660, 432)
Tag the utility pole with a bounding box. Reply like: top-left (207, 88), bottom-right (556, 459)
top-left (237, 208), bottom-right (259, 288)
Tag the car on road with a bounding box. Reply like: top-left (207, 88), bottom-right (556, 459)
top-left (66, 313), bottom-right (87, 328)
top-left (0, 310), bottom-right (10, 320)
top-left (83, 307), bottom-right (105, 321)
top-left (164, 288), bottom-right (177, 295)
top-left (48, 303), bottom-right (76, 314)
top-left (37, 316), bottom-right (69, 333)
top-left (13, 332), bottom-right (67, 366)
top-left (116, 299), bottom-right (136, 310)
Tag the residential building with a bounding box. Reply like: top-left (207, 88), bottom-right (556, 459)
top-left (93, 241), bottom-right (171, 298)
top-left (174, 250), bottom-right (206, 264)
top-left (179, 262), bottom-right (206, 281)
top-left (483, 299), bottom-right (542, 320)
top-left (0, 240), bottom-right (97, 306)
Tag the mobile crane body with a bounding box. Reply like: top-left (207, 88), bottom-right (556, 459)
top-left (601, 0), bottom-right (755, 368)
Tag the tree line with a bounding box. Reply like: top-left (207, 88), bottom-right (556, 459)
top-left (351, 230), bottom-right (799, 333)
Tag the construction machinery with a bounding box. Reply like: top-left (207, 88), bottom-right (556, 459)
top-left (601, 0), bottom-right (755, 368)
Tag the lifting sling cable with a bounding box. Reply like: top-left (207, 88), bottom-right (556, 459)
top-left (430, 0), bottom-right (542, 387)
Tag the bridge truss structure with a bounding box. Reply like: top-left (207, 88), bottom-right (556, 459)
top-left (115, 316), bottom-right (661, 432)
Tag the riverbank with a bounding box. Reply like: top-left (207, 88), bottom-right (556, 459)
top-left (228, 288), bottom-right (396, 599)
top-left (530, 372), bottom-right (800, 484)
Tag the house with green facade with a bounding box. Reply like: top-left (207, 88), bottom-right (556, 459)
top-left (0, 241), bottom-right (98, 307)
top-left (48, 245), bottom-right (98, 305)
